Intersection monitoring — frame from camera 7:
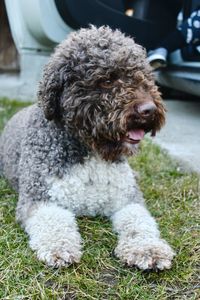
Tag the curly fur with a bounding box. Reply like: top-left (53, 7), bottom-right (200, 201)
top-left (0, 26), bottom-right (174, 269)
top-left (38, 25), bottom-right (165, 161)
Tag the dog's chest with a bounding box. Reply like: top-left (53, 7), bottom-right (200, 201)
top-left (46, 156), bottom-right (137, 216)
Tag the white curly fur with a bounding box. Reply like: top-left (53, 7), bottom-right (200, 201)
top-left (25, 203), bottom-right (82, 267)
top-left (23, 160), bottom-right (175, 269)
top-left (112, 203), bottom-right (175, 269)
top-left (46, 155), bottom-right (138, 216)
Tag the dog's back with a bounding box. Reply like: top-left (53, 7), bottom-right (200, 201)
top-left (0, 105), bottom-right (37, 190)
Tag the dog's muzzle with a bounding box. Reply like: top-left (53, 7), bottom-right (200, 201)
top-left (121, 98), bottom-right (164, 147)
top-left (137, 102), bottom-right (157, 118)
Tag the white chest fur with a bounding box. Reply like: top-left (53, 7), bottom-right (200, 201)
top-left (46, 156), bottom-right (137, 216)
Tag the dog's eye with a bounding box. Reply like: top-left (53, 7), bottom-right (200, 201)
top-left (102, 81), bottom-right (112, 88)
top-left (98, 80), bottom-right (113, 89)
top-left (97, 73), bottom-right (119, 89)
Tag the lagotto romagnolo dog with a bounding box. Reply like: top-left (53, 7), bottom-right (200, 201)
top-left (0, 26), bottom-right (175, 270)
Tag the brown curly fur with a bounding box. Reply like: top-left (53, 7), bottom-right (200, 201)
top-left (38, 25), bottom-right (165, 161)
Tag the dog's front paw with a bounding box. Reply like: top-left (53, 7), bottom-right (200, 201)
top-left (115, 236), bottom-right (175, 270)
top-left (29, 236), bottom-right (82, 267)
top-left (35, 244), bottom-right (82, 268)
top-left (27, 221), bottom-right (82, 267)
top-left (25, 204), bottom-right (82, 267)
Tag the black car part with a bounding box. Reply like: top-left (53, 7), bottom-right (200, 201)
top-left (55, 0), bottom-right (181, 50)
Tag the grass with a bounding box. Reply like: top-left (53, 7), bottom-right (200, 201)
top-left (0, 98), bottom-right (199, 299)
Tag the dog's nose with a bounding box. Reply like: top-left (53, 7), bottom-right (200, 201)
top-left (137, 102), bottom-right (157, 117)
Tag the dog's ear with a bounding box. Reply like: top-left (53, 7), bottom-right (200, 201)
top-left (37, 63), bottom-right (64, 121)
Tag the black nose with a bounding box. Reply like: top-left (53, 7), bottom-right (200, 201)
top-left (137, 102), bottom-right (157, 117)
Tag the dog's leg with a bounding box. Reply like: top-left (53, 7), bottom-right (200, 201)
top-left (22, 202), bottom-right (82, 267)
top-left (111, 203), bottom-right (175, 270)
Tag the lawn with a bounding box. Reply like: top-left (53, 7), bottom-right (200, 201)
top-left (0, 98), bottom-right (199, 300)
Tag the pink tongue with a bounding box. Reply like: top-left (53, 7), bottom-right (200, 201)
top-left (128, 129), bottom-right (145, 141)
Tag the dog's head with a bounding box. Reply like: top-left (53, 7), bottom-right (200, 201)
top-left (38, 26), bottom-right (165, 161)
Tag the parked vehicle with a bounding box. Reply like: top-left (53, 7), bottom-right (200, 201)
top-left (1, 0), bottom-right (200, 100)
top-left (157, 0), bottom-right (200, 96)
top-left (55, 0), bottom-right (200, 96)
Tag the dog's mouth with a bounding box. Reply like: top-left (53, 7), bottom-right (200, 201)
top-left (122, 129), bottom-right (145, 145)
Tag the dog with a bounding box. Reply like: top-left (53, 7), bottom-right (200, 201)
top-left (0, 26), bottom-right (175, 269)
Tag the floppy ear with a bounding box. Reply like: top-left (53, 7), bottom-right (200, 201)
top-left (37, 63), bottom-right (64, 121)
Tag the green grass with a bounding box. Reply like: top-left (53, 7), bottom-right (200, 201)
top-left (0, 98), bottom-right (199, 299)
